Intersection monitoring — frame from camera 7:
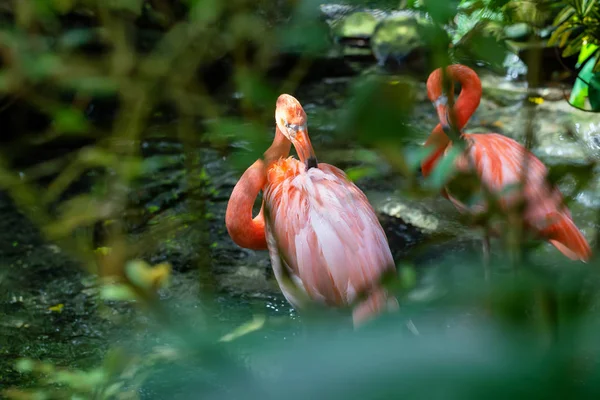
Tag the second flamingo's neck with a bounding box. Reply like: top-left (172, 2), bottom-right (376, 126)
top-left (447, 65), bottom-right (482, 131)
top-left (422, 65), bottom-right (483, 177)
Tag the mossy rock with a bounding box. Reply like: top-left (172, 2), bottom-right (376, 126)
top-left (371, 14), bottom-right (431, 70)
top-left (332, 12), bottom-right (379, 40)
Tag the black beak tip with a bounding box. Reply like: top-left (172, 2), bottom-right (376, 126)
top-left (441, 123), bottom-right (452, 135)
top-left (306, 157), bottom-right (318, 170)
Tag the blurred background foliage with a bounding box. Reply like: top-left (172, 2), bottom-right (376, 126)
top-left (0, 0), bottom-right (599, 399)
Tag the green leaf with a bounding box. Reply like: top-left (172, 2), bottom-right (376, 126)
top-left (51, 0), bottom-right (76, 14)
top-left (404, 146), bottom-right (435, 172)
top-left (547, 23), bottom-right (572, 47)
top-left (552, 6), bottom-right (575, 27)
top-left (594, 54), bottom-right (600, 72)
top-left (53, 108), bottom-right (89, 134)
top-left (205, 118), bottom-right (272, 171)
top-left (453, 27), bottom-right (507, 72)
top-left (577, 43), bottom-right (599, 67)
top-left (570, 52), bottom-right (598, 106)
top-left (422, 0), bottom-right (459, 24)
top-left (588, 72), bottom-right (600, 111)
top-left (277, 1), bottom-right (330, 56)
top-left (569, 76), bottom-right (589, 107)
top-left (64, 77), bottom-right (118, 96)
top-left (219, 315), bottom-right (266, 342)
top-left (24, 54), bottom-right (61, 82)
top-left (427, 146), bottom-right (462, 189)
top-left (234, 69), bottom-right (278, 110)
top-left (345, 166), bottom-right (381, 182)
top-left (579, 52), bottom-right (597, 83)
top-left (277, 22), bottom-right (330, 56)
top-left (100, 284), bottom-right (137, 301)
top-left (582, 0), bottom-right (596, 15)
top-left (15, 358), bottom-right (35, 373)
top-left (107, 0), bottom-right (143, 15)
top-left (103, 348), bottom-right (132, 379)
top-left (341, 76), bottom-right (418, 145)
top-left (562, 32), bottom-right (585, 57)
top-left (189, 0), bottom-right (223, 25)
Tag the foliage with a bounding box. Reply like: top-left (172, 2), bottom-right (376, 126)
top-left (549, 0), bottom-right (600, 62)
top-left (397, 0), bottom-right (557, 73)
top-left (5, 347), bottom-right (175, 399)
top-left (549, 0), bottom-right (600, 111)
top-left (0, 0), bottom-right (598, 399)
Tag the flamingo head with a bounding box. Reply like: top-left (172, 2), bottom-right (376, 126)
top-left (275, 94), bottom-right (318, 170)
top-left (426, 67), bottom-right (454, 135)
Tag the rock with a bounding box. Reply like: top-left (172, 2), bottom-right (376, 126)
top-left (218, 265), bottom-right (276, 298)
top-left (329, 11), bottom-right (379, 59)
top-left (503, 23), bottom-right (532, 41)
top-left (320, 4), bottom-right (395, 25)
top-left (370, 14), bottom-right (430, 72)
top-left (319, 4), bottom-right (356, 22)
top-left (365, 190), bottom-right (476, 261)
top-left (332, 11), bottom-right (378, 41)
top-left (502, 52), bottom-right (528, 80)
top-left (569, 109), bottom-right (600, 159)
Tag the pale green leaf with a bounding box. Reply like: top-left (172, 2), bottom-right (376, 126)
top-left (219, 315), bottom-right (266, 342)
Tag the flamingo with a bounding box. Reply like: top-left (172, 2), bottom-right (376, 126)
top-left (421, 64), bottom-right (592, 271)
top-left (225, 94), bottom-right (398, 327)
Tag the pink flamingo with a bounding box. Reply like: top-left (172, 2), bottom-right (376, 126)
top-left (226, 94), bottom-right (398, 326)
top-left (422, 64), bottom-right (592, 269)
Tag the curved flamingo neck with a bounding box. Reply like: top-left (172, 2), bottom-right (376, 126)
top-left (422, 65), bottom-right (482, 177)
top-left (225, 127), bottom-right (291, 250)
top-left (447, 65), bottom-right (482, 130)
top-left (265, 126), bottom-right (292, 166)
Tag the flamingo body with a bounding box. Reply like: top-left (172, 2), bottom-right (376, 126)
top-left (226, 94), bottom-right (397, 326)
top-left (422, 64), bottom-right (591, 262)
top-left (430, 132), bottom-right (590, 260)
top-left (263, 157), bottom-right (397, 322)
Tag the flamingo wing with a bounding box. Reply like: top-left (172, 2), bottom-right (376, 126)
top-left (263, 158), bottom-right (395, 309)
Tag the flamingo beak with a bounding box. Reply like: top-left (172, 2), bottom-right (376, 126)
top-left (292, 125), bottom-right (318, 170)
top-left (435, 103), bottom-right (452, 135)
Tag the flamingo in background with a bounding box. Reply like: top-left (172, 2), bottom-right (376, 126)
top-left (226, 94), bottom-right (398, 326)
top-left (421, 64), bottom-right (592, 269)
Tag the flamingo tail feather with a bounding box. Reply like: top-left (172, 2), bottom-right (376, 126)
top-left (543, 213), bottom-right (592, 262)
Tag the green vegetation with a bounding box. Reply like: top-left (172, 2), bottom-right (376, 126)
top-left (0, 0), bottom-right (598, 399)
top-left (549, 0), bottom-right (600, 110)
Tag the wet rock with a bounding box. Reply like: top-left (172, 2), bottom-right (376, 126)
top-left (365, 190), bottom-right (476, 260)
top-left (371, 14), bottom-right (430, 72)
top-left (332, 11), bottom-right (378, 43)
top-left (324, 6), bottom-right (431, 72)
top-left (328, 11), bottom-right (378, 61)
top-left (568, 109), bottom-right (600, 159)
top-left (504, 23), bottom-right (532, 41)
top-left (502, 52), bottom-right (528, 80)
top-left (218, 265), bottom-right (277, 298)
top-left (320, 4), bottom-right (393, 25)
